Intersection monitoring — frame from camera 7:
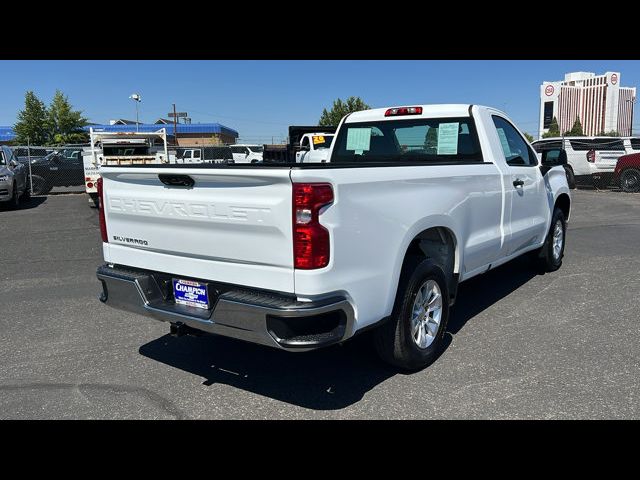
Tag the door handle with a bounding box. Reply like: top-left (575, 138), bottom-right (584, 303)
top-left (513, 179), bottom-right (524, 187)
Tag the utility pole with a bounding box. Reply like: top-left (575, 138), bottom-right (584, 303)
top-left (173, 103), bottom-right (178, 146)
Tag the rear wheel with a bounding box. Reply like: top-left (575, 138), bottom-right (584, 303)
top-left (374, 258), bottom-right (450, 371)
top-left (535, 207), bottom-right (566, 272)
top-left (620, 168), bottom-right (640, 193)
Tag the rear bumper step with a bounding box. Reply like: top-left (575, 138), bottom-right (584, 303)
top-left (97, 264), bottom-right (355, 351)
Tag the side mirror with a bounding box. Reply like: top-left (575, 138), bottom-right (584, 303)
top-left (9, 159), bottom-right (19, 168)
top-left (541, 149), bottom-right (567, 166)
top-left (300, 145), bottom-right (310, 152)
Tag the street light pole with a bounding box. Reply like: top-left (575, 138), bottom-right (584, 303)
top-left (627, 98), bottom-right (636, 137)
top-left (129, 93), bottom-right (141, 132)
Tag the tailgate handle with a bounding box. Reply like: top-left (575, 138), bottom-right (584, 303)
top-left (159, 174), bottom-right (195, 188)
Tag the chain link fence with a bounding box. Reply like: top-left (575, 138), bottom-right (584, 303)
top-left (12, 145), bottom-right (87, 196)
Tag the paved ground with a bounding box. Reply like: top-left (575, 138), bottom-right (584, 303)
top-left (0, 190), bottom-right (638, 419)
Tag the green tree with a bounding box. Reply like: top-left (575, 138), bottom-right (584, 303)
top-left (319, 96), bottom-right (370, 126)
top-left (604, 130), bottom-right (620, 137)
top-left (542, 116), bottom-right (560, 138)
top-left (47, 90), bottom-right (87, 145)
top-left (524, 132), bottom-right (534, 142)
top-left (13, 91), bottom-right (48, 145)
top-left (565, 117), bottom-right (584, 136)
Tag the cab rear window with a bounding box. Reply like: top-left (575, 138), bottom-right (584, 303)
top-left (331, 117), bottom-right (483, 164)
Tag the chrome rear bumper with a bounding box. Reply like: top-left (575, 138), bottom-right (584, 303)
top-left (97, 264), bottom-right (355, 351)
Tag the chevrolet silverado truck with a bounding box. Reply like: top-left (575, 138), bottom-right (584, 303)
top-left (96, 104), bottom-right (571, 370)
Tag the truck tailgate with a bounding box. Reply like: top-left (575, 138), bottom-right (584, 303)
top-left (100, 167), bottom-right (294, 293)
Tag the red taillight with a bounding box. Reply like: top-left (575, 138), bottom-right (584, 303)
top-left (385, 106), bottom-right (423, 117)
top-left (293, 183), bottom-right (333, 269)
top-left (586, 149), bottom-right (596, 163)
top-left (96, 177), bottom-right (108, 243)
top-left (86, 182), bottom-right (93, 189)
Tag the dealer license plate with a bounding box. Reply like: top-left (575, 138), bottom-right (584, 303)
top-left (172, 279), bottom-right (209, 309)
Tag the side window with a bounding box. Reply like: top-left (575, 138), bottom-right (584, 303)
top-left (193, 150), bottom-right (201, 159)
top-left (492, 116), bottom-right (537, 166)
top-left (301, 137), bottom-right (310, 150)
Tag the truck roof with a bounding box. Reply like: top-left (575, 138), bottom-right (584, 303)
top-left (344, 104), bottom-right (481, 123)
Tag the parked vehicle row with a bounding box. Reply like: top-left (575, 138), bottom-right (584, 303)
top-left (95, 104), bottom-right (571, 371)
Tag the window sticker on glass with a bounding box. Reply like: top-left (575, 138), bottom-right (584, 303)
top-left (496, 128), bottom-right (512, 157)
top-left (346, 128), bottom-right (371, 154)
top-left (437, 122), bottom-right (459, 155)
top-left (312, 135), bottom-right (325, 145)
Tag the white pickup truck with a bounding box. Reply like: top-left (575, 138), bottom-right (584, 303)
top-left (295, 132), bottom-right (335, 163)
top-left (96, 104), bottom-right (570, 370)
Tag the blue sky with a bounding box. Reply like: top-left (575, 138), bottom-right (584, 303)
top-left (1, 60), bottom-right (639, 142)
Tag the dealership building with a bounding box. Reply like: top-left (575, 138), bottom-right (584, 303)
top-left (539, 71), bottom-right (636, 138)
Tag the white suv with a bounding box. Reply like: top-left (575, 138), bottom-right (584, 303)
top-left (532, 136), bottom-right (636, 187)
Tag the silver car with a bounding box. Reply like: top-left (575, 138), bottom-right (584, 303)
top-left (0, 145), bottom-right (29, 209)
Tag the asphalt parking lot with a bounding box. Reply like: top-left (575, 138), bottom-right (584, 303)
top-left (0, 190), bottom-right (639, 419)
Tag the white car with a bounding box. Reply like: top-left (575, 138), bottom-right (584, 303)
top-left (95, 104), bottom-right (570, 370)
top-left (230, 144), bottom-right (263, 163)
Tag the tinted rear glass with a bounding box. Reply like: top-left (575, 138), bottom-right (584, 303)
top-left (569, 138), bottom-right (625, 151)
top-left (331, 117), bottom-right (483, 164)
top-left (532, 140), bottom-right (562, 152)
top-left (630, 138), bottom-right (640, 150)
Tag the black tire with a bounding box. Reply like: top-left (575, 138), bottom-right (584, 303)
top-left (535, 208), bottom-right (566, 272)
top-left (22, 182), bottom-right (31, 201)
top-left (88, 193), bottom-right (99, 208)
top-left (374, 258), bottom-right (450, 371)
top-left (620, 168), bottom-right (640, 193)
top-left (30, 175), bottom-right (52, 195)
top-left (564, 166), bottom-right (576, 189)
top-left (9, 182), bottom-right (20, 210)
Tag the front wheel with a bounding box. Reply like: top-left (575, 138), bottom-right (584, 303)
top-left (374, 259), bottom-right (450, 371)
top-left (620, 168), bottom-right (640, 193)
top-left (535, 208), bottom-right (566, 272)
top-left (9, 182), bottom-right (21, 209)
